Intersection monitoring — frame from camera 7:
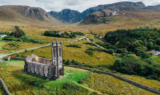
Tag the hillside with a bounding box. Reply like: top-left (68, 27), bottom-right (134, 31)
top-left (0, 5), bottom-right (59, 23)
top-left (79, 9), bottom-right (160, 25)
top-left (49, 1), bottom-right (145, 23)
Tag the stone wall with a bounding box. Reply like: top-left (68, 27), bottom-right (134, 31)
top-left (65, 65), bottom-right (160, 94)
top-left (10, 57), bottom-right (25, 61)
top-left (25, 61), bottom-right (49, 78)
top-left (0, 78), bottom-right (11, 95)
top-left (5, 57), bottom-right (160, 94)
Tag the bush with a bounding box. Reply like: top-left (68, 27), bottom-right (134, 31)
top-left (106, 49), bottom-right (114, 54)
top-left (65, 59), bottom-right (71, 65)
top-left (78, 81), bottom-right (83, 84)
top-left (66, 45), bottom-right (81, 48)
top-left (8, 42), bottom-right (21, 48)
top-left (3, 36), bottom-right (44, 44)
top-left (113, 54), bottom-right (160, 81)
top-left (11, 26), bottom-right (25, 38)
top-left (156, 38), bottom-right (160, 45)
top-left (29, 81), bottom-right (36, 85)
top-left (44, 31), bottom-right (84, 38)
top-left (85, 48), bottom-right (94, 56)
top-left (84, 42), bottom-right (97, 47)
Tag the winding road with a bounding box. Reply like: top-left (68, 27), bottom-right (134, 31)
top-left (0, 36), bottom-right (106, 60)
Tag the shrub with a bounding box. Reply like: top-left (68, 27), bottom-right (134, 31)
top-left (113, 54), bottom-right (160, 81)
top-left (78, 81), bottom-right (83, 84)
top-left (85, 48), bottom-right (94, 56)
top-left (156, 38), bottom-right (160, 45)
top-left (66, 45), bottom-right (81, 48)
top-left (11, 26), bottom-right (25, 38)
top-left (29, 81), bottom-right (36, 85)
top-left (106, 49), bottom-right (114, 54)
top-left (84, 42), bottom-right (97, 47)
top-left (65, 59), bottom-right (71, 65)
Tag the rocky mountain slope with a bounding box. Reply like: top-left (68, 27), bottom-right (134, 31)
top-left (49, 1), bottom-right (145, 23)
top-left (79, 8), bottom-right (160, 25)
top-left (0, 5), bottom-right (58, 23)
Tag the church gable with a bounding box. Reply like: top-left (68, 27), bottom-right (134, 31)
top-left (24, 40), bottom-right (64, 80)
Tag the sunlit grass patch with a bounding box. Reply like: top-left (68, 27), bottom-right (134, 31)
top-left (83, 72), bottom-right (157, 95)
top-left (116, 73), bottom-right (160, 90)
top-left (152, 55), bottom-right (160, 64)
top-left (12, 39), bottom-right (116, 65)
top-left (0, 60), bottom-right (89, 95)
top-left (0, 42), bottom-right (42, 54)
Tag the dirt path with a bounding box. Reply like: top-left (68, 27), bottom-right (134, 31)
top-left (0, 36), bottom-right (87, 59)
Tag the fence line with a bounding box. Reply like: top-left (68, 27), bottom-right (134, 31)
top-left (66, 65), bottom-right (160, 94)
top-left (0, 78), bottom-right (11, 95)
top-left (5, 58), bottom-right (160, 94)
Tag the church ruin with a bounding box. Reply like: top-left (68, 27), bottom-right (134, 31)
top-left (24, 40), bottom-right (64, 79)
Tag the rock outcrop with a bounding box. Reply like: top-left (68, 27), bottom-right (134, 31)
top-left (49, 1), bottom-right (145, 23)
top-left (0, 5), bottom-right (57, 22)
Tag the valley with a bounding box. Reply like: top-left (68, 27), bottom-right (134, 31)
top-left (0, 1), bottom-right (160, 95)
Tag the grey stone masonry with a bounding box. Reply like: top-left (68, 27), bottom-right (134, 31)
top-left (24, 40), bottom-right (64, 79)
top-left (64, 65), bottom-right (160, 94)
top-left (0, 78), bottom-right (11, 95)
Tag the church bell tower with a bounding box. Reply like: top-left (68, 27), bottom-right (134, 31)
top-left (51, 40), bottom-right (64, 79)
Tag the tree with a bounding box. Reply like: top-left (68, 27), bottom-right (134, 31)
top-left (65, 59), bottom-right (71, 65)
top-left (148, 42), bottom-right (153, 49)
top-left (156, 38), bottom-right (160, 45)
top-left (12, 26), bottom-right (25, 38)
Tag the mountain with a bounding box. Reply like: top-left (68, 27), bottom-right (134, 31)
top-left (79, 8), bottom-right (160, 25)
top-left (49, 9), bottom-right (82, 23)
top-left (79, 10), bottom-right (118, 24)
top-left (0, 5), bottom-right (58, 23)
top-left (49, 1), bottom-right (145, 23)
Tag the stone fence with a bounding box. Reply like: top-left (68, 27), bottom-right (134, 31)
top-left (0, 78), bottom-right (11, 95)
top-left (8, 57), bottom-right (25, 61)
top-left (5, 58), bottom-right (160, 94)
top-left (65, 65), bottom-right (160, 94)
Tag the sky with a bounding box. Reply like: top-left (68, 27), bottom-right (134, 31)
top-left (0, 0), bottom-right (160, 12)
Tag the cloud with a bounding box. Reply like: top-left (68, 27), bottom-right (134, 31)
top-left (0, 0), bottom-right (160, 12)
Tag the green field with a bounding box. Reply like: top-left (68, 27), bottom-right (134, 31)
top-left (151, 55), bottom-right (160, 64)
top-left (0, 41), bottom-right (6, 50)
top-left (0, 60), bottom-right (96, 95)
top-left (0, 60), bottom-right (159, 95)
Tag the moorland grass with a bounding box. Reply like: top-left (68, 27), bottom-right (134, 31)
top-left (116, 73), bottom-right (160, 90)
top-left (9, 40), bottom-right (116, 65)
top-left (82, 72), bottom-right (158, 95)
top-left (0, 42), bottom-right (43, 54)
top-left (0, 60), bottom-right (90, 95)
top-left (0, 41), bottom-right (6, 50)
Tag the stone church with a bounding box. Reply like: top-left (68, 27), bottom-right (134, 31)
top-left (24, 40), bottom-right (64, 79)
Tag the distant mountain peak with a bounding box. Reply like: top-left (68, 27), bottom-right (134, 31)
top-left (0, 5), bottom-right (59, 23)
top-left (49, 1), bottom-right (146, 23)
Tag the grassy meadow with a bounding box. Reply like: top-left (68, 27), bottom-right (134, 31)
top-left (0, 60), bottom-right (93, 95)
top-left (82, 72), bottom-right (158, 95)
top-left (0, 60), bottom-right (159, 95)
top-left (152, 55), bottom-right (160, 64)
top-left (10, 39), bottom-right (116, 65)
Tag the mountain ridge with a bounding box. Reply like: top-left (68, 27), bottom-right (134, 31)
top-left (49, 1), bottom-right (146, 23)
top-left (0, 5), bottom-right (59, 23)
